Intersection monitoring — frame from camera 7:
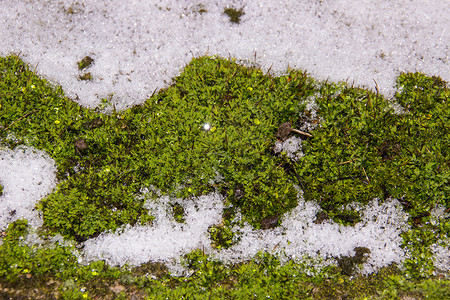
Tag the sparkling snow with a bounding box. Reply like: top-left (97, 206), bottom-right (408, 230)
top-left (1, 0), bottom-right (448, 109)
top-left (83, 193), bottom-right (410, 275)
top-left (83, 193), bottom-right (224, 267)
top-left (0, 146), bottom-right (57, 229)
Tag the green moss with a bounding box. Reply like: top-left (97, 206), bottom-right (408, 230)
top-left (170, 202), bottom-right (185, 223)
top-left (337, 246), bottom-right (371, 276)
top-left (208, 222), bottom-right (236, 249)
top-left (1, 54), bottom-right (309, 238)
top-left (0, 54), bottom-right (449, 298)
top-left (78, 72), bottom-right (92, 81)
top-left (293, 74), bottom-right (449, 223)
top-left (77, 56), bottom-right (94, 70)
top-left (223, 7), bottom-right (245, 24)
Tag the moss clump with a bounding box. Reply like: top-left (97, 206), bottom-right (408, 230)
top-left (292, 73), bottom-right (449, 223)
top-left (77, 56), bottom-right (94, 70)
top-left (78, 72), bottom-right (92, 81)
top-left (1, 222), bottom-right (449, 299)
top-left (208, 222), bottom-right (236, 249)
top-left (223, 7), bottom-right (245, 24)
top-left (337, 246), bottom-right (371, 276)
top-left (2, 55), bottom-right (314, 238)
top-left (170, 202), bottom-right (185, 223)
top-left (0, 55), bottom-right (154, 240)
top-left (0, 221), bottom-right (129, 299)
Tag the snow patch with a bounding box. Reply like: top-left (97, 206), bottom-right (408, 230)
top-left (1, 0), bottom-right (448, 109)
top-left (83, 192), bottom-right (410, 275)
top-left (0, 146), bottom-right (57, 230)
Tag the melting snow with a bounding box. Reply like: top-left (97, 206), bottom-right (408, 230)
top-left (0, 146), bottom-right (57, 230)
top-left (1, 0), bottom-right (448, 109)
top-left (82, 191), bottom-right (410, 274)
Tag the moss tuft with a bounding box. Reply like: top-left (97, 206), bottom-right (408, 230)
top-left (77, 56), bottom-right (94, 70)
top-left (223, 7), bottom-right (245, 24)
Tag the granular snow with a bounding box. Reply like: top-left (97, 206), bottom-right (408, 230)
top-left (83, 191), bottom-right (410, 275)
top-left (0, 146), bottom-right (57, 230)
top-left (1, 0), bottom-right (448, 109)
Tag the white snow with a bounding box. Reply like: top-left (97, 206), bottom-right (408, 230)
top-left (1, 0), bottom-right (448, 109)
top-left (0, 146), bottom-right (57, 230)
top-left (82, 193), bottom-right (410, 275)
top-left (273, 136), bottom-right (304, 161)
top-left (430, 205), bottom-right (450, 273)
top-left (83, 192), bottom-right (224, 267)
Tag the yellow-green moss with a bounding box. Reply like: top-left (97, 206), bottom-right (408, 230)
top-left (0, 55), bottom-right (448, 299)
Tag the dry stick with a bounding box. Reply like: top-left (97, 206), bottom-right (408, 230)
top-left (272, 241), bottom-right (282, 251)
top-left (33, 62), bottom-right (39, 74)
top-left (3, 110), bottom-right (40, 132)
top-left (338, 158), bottom-right (357, 166)
top-left (266, 63), bottom-right (273, 76)
top-left (362, 166), bottom-right (370, 183)
top-left (290, 128), bottom-right (313, 138)
top-left (373, 79), bottom-right (380, 96)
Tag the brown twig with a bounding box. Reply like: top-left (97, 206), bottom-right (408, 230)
top-left (272, 241), bottom-right (282, 251)
top-left (362, 166), bottom-right (370, 183)
top-left (373, 79), bottom-right (380, 95)
top-left (338, 158), bottom-right (357, 166)
top-left (290, 128), bottom-right (313, 138)
top-left (3, 110), bottom-right (39, 132)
